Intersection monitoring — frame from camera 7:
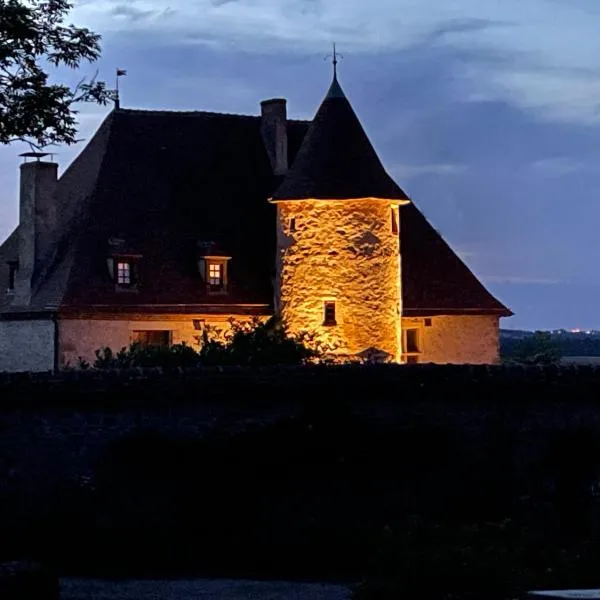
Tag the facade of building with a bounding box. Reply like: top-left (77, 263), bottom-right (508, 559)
top-left (0, 71), bottom-right (511, 372)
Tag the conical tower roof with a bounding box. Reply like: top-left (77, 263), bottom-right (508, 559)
top-left (271, 74), bottom-right (409, 201)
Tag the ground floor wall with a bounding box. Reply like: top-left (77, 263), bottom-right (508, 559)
top-left (58, 314), bottom-right (253, 368)
top-left (56, 312), bottom-right (501, 369)
top-left (0, 318), bottom-right (55, 372)
top-left (402, 315), bottom-right (501, 364)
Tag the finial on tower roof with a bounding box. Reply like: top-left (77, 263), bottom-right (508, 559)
top-left (325, 43), bottom-right (345, 99)
top-left (332, 42), bottom-right (338, 79)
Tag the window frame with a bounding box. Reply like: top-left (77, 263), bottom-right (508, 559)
top-left (116, 260), bottom-right (132, 286)
top-left (208, 262), bottom-right (223, 287)
top-left (402, 326), bottom-right (422, 363)
top-left (201, 257), bottom-right (230, 294)
top-left (108, 253), bottom-right (142, 290)
top-left (131, 330), bottom-right (172, 348)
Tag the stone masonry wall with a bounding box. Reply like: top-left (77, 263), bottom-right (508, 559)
top-left (0, 318), bottom-right (55, 372)
top-left (59, 315), bottom-right (248, 367)
top-left (421, 315), bottom-right (500, 364)
top-left (276, 199), bottom-right (401, 360)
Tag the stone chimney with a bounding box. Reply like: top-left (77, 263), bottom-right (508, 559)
top-left (260, 98), bottom-right (288, 176)
top-left (14, 159), bottom-right (58, 304)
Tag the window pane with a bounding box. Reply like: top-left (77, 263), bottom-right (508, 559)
top-left (405, 329), bottom-right (420, 353)
top-left (208, 263), bottom-right (222, 286)
top-left (132, 330), bottom-right (170, 347)
top-left (117, 261), bottom-right (131, 285)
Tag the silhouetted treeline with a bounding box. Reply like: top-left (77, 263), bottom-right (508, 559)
top-left (501, 330), bottom-right (600, 358)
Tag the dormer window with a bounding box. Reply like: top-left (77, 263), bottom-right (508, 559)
top-left (197, 240), bottom-right (231, 295)
top-left (106, 253), bottom-right (142, 291)
top-left (203, 259), bottom-right (228, 293)
top-left (117, 261), bottom-right (131, 286)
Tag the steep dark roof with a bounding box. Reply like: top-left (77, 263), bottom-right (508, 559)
top-left (272, 76), bottom-right (409, 201)
top-left (60, 109), bottom-right (304, 309)
top-left (401, 203), bottom-right (511, 316)
top-left (0, 100), bottom-right (510, 317)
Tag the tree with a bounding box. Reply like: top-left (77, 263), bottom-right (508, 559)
top-left (0, 0), bottom-right (111, 147)
top-left (510, 331), bottom-right (562, 365)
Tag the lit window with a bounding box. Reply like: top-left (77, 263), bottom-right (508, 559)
top-left (117, 261), bottom-right (131, 285)
top-left (323, 301), bottom-right (336, 326)
top-left (391, 207), bottom-right (399, 235)
top-left (208, 263), bottom-right (223, 286)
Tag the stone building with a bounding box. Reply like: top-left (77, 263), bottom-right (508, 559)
top-left (0, 70), bottom-right (511, 371)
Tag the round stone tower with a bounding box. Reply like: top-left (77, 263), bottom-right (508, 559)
top-left (270, 72), bottom-right (410, 362)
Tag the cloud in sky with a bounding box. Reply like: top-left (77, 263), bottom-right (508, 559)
top-left (392, 163), bottom-right (468, 180)
top-left (71, 0), bottom-right (600, 126)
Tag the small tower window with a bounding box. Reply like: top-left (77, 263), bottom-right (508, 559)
top-left (391, 207), bottom-right (399, 235)
top-left (323, 301), bottom-right (337, 326)
top-left (290, 217), bottom-right (296, 232)
top-left (117, 261), bottom-right (132, 285)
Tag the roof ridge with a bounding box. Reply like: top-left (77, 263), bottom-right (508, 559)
top-left (116, 108), bottom-right (311, 125)
top-left (116, 108), bottom-right (260, 120)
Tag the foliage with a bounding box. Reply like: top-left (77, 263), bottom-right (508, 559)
top-left (93, 342), bottom-right (201, 370)
top-left (92, 317), bottom-right (320, 369)
top-left (502, 330), bottom-right (600, 359)
top-left (352, 519), bottom-right (593, 600)
top-left (0, 0), bottom-right (111, 147)
top-left (506, 331), bottom-right (562, 365)
top-left (196, 316), bottom-right (321, 366)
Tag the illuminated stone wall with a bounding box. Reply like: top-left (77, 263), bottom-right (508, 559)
top-left (402, 315), bottom-right (500, 364)
top-left (58, 315), bottom-right (248, 367)
top-left (276, 199), bottom-right (402, 361)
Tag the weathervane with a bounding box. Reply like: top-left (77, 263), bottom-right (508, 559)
top-left (324, 43), bottom-right (343, 78)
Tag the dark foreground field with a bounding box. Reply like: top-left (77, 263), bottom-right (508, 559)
top-left (3, 364), bottom-right (600, 597)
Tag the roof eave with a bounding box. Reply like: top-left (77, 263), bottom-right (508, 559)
top-left (402, 308), bottom-right (513, 317)
top-left (269, 196), bottom-right (411, 204)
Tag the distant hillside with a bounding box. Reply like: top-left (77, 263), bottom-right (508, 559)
top-left (501, 329), bottom-right (600, 358)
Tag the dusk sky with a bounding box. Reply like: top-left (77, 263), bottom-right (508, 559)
top-left (1, 0), bottom-right (600, 330)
